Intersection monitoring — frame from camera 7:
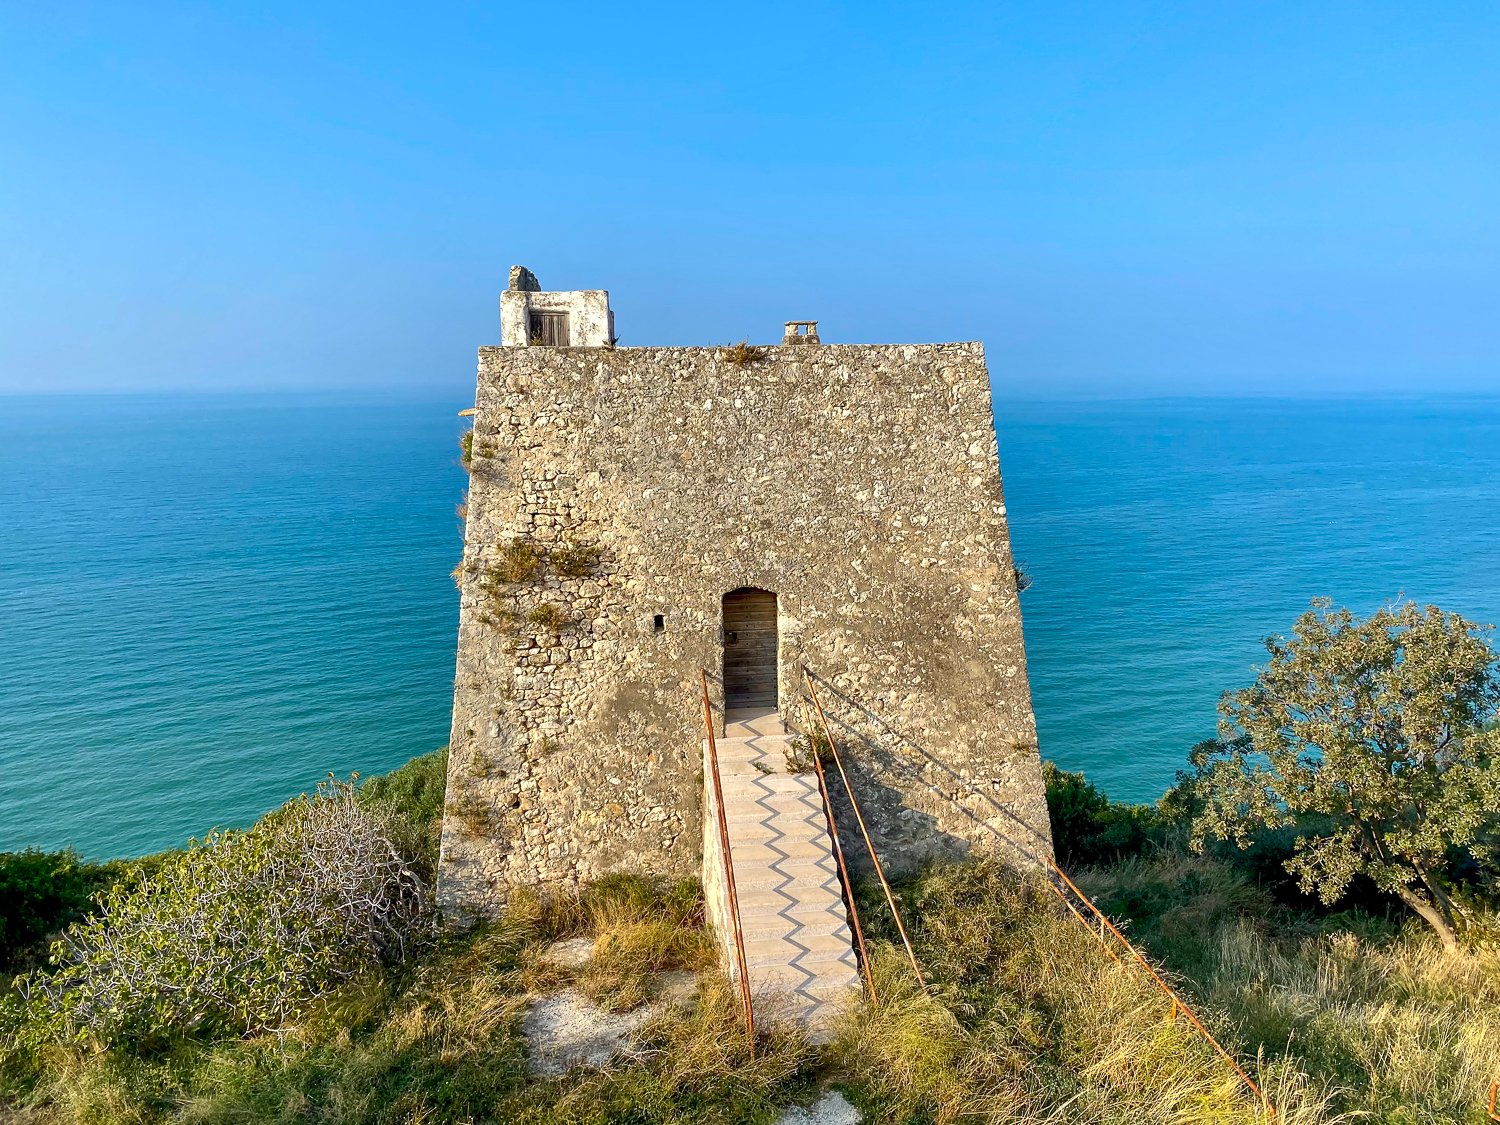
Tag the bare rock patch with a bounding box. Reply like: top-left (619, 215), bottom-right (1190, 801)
top-left (520, 988), bottom-right (656, 1076)
top-left (776, 1089), bottom-right (862, 1125)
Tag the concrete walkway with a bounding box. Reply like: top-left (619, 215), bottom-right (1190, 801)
top-left (704, 709), bottom-right (862, 1038)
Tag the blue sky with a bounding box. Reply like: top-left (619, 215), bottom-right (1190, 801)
top-left (1, 2), bottom-right (1496, 397)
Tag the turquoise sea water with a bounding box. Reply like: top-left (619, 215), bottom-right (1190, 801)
top-left (2, 393), bottom-right (1498, 858)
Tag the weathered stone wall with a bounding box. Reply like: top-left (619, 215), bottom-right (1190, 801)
top-left (437, 341), bottom-right (1053, 919)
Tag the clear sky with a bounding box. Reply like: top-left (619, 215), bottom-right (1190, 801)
top-left (1, 2), bottom-right (1496, 398)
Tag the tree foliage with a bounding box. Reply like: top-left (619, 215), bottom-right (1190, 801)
top-left (6, 779), bottom-right (433, 1047)
top-left (1189, 598), bottom-right (1500, 947)
top-left (0, 850), bottom-right (135, 972)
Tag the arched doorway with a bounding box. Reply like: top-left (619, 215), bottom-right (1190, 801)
top-left (721, 587), bottom-right (778, 713)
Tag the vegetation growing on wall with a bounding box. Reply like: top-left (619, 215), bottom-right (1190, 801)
top-left (459, 430), bottom-right (497, 472)
top-left (549, 542), bottom-right (601, 578)
top-left (524, 602), bottom-right (569, 635)
top-left (718, 341), bottom-right (770, 366)
top-left (456, 537), bottom-right (601, 636)
top-left (447, 786), bottom-right (498, 837)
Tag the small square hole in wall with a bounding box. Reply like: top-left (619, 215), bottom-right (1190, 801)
top-left (652, 614), bottom-right (665, 634)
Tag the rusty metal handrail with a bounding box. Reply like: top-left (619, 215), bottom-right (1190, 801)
top-left (700, 670), bottom-right (755, 1052)
top-left (804, 698), bottom-right (877, 1003)
top-left (802, 668), bottom-right (926, 990)
top-left (801, 667), bottom-right (1276, 1119)
top-left (1042, 859), bottom-right (1274, 1117)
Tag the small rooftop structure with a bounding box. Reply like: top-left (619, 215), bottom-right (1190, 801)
top-left (782, 321), bottom-right (820, 346)
top-left (500, 265), bottom-right (615, 348)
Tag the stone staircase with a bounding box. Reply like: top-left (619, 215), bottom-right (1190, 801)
top-left (702, 709), bottom-right (862, 1039)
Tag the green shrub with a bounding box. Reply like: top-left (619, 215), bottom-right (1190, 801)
top-left (358, 748), bottom-right (448, 876)
top-left (0, 851), bottom-right (130, 973)
top-left (358, 750), bottom-right (446, 830)
top-left (1044, 761), bottom-right (1169, 866)
top-left (6, 780), bottom-right (433, 1048)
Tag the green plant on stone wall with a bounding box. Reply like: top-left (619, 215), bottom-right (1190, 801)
top-left (451, 541), bottom-right (546, 632)
top-left (448, 788), bottom-right (496, 838)
top-left (491, 540), bottom-right (544, 585)
top-left (455, 539), bottom-right (602, 636)
top-left (719, 341), bottom-right (770, 366)
top-left (525, 603), bottom-right (569, 635)
top-left (549, 542), bottom-right (601, 578)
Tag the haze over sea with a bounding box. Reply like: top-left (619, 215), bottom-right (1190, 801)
top-left (2, 392), bottom-right (1498, 859)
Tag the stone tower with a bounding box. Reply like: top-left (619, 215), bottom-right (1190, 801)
top-left (437, 268), bottom-right (1053, 919)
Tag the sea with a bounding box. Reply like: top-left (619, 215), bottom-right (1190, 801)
top-left (2, 392), bottom-right (1498, 859)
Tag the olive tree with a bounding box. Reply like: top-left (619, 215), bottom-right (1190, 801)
top-left (1189, 599), bottom-right (1500, 949)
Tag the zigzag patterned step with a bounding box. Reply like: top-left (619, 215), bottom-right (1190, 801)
top-left (703, 712), bottom-right (861, 1040)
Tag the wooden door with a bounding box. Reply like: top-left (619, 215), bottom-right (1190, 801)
top-left (722, 588), bottom-right (778, 711)
top-left (528, 311), bottom-right (570, 346)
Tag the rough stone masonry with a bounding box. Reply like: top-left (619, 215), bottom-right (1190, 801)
top-left (437, 269), bottom-right (1054, 919)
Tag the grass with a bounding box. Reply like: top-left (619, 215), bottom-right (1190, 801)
top-left (548, 543), bottom-right (600, 579)
top-left (1, 874), bottom-right (813, 1125)
top-left (719, 341), bottom-right (771, 366)
top-left (1078, 852), bottom-right (1500, 1122)
top-left (838, 863), bottom-right (1341, 1125)
top-left (5, 750), bottom-right (1498, 1123)
top-left (524, 602), bottom-right (569, 635)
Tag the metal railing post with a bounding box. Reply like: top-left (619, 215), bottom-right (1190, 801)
top-left (804, 698), bottom-right (878, 1003)
top-left (802, 668), bottom-right (926, 990)
top-left (700, 670), bottom-right (755, 1052)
